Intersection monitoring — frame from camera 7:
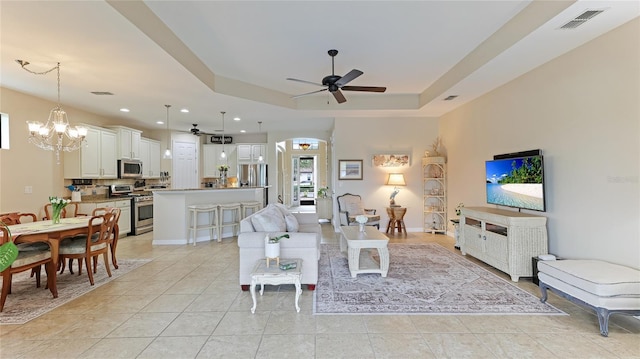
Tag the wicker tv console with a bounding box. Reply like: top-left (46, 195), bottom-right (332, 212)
top-left (460, 207), bottom-right (548, 282)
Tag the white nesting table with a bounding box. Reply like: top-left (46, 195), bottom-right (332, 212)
top-left (250, 258), bottom-right (302, 313)
top-left (340, 226), bottom-right (390, 278)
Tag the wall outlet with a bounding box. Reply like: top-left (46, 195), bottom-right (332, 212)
top-left (24, 186), bottom-right (33, 194)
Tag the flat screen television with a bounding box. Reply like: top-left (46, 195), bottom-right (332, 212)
top-left (485, 155), bottom-right (546, 212)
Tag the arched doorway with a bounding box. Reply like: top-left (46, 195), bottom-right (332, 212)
top-left (275, 138), bottom-right (329, 209)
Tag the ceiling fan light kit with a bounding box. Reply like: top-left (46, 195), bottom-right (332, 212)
top-left (288, 49), bottom-right (386, 104)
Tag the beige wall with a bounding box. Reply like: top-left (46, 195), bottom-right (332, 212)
top-left (439, 18), bottom-right (640, 268)
top-left (332, 117), bottom-right (440, 231)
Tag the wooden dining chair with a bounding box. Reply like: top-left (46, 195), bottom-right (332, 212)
top-left (0, 227), bottom-right (58, 312)
top-left (0, 212), bottom-right (37, 225)
top-left (0, 213), bottom-right (47, 286)
top-left (57, 212), bottom-right (116, 285)
top-left (87, 207), bottom-right (121, 269)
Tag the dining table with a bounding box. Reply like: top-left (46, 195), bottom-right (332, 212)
top-left (6, 216), bottom-right (103, 297)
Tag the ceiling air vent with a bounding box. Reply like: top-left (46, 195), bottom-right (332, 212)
top-left (444, 95), bottom-right (458, 101)
top-left (559, 9), bottom-right (604, 30)
top-left (90, 91), bottom-right (114, 95)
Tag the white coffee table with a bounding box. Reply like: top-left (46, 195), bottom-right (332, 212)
top-left (250, 258), bottom-right (302, 313)
top-left (340, 226), bottom-right (390, 278)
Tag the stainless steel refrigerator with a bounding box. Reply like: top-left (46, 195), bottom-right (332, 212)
top-left (238, 164), bottom-right (268, 206)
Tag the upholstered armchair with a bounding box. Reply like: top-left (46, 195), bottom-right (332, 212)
top-left (337, 193), bottom-right (380, 229)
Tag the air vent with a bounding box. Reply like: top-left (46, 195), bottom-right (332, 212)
top-left (559, 9), bottom-right (604, 29)
top-left (90, 91), bottom-right (114, 95)
top-left (444, 95), bottom-right (458, 101)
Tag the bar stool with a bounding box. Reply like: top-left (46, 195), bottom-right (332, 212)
top-left (218, 202), bottom-right (242, 239)
top-left (240, 201), bottom-right (262, 218)
top-left (187, 204), bottom-right (220, 246)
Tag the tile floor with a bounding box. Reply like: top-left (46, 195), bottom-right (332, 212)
top-left (0, 224), bottom-right (638, 358)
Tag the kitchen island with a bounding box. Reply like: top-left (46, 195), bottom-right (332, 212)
top-left (152, 187), bottom-right (265, 245)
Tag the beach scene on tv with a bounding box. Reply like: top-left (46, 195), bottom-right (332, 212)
top-left (485, 156), bottom-right (545, 211)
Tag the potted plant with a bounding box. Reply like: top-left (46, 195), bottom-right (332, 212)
top-left (264, 233), bottom-right (289, 260)
top-left (317, 187), bottom-right (329, 198)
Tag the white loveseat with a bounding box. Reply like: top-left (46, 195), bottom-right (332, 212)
top-left (237, 204), bottom-right (321, 291)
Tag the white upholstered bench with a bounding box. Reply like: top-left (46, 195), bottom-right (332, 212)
top-left (538, 259), bottom-right (640, 336)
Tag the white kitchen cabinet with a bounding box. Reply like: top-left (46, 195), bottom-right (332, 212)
top-left (460, 206), bottom-right (548, 282)
top-left (79, 200), bottom-right (131, 237)
top-left (109, 126), bottom-right (142, 160)
top-left (203, 144), bottom-right (237, 178)
top-left (64, 126), bottom-right (117, 179)
top-left (139, 137), bottom-right (161, 178)
top-left (237, 144), bottom-right (265, 163)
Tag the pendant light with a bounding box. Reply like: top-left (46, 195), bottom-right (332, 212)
top-left (257, 121), bottom-right (264, 162)
top-left (163, 105), bottom-right (172, 159)
top-left (220, 111), bottom-right (226, 159)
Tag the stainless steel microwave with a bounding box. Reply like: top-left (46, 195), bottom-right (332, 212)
top-left (118, 159), bottom-right (143, 179)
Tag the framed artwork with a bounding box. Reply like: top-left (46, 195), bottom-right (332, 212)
top-left (338, 160), bottom-right (363, 180)
top-left (372, 154), bottom-right (410, 167)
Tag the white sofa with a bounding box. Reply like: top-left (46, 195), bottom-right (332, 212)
top-left (237, 204), bottom-right (321, 291)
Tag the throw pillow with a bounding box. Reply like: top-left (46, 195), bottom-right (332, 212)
top-left (250, 206), bottom-right (286, 232)
top-left (272, 203), bottom-right (300, 232)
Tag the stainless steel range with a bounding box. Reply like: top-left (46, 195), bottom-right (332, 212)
top-left (110, 184), bottom-right (154, 235)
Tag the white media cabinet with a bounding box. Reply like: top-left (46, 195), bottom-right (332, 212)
top-left (460, 207), bottom-right (548, 282)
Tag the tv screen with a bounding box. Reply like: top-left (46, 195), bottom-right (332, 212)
top-left (485, 155), bottom-right (546, 211)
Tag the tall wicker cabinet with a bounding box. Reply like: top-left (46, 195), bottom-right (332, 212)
top-left (423, 156), bottom-right (447, 234)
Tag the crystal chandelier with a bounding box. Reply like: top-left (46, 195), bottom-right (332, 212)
top-left (18, 60), bottom-right (87, 164)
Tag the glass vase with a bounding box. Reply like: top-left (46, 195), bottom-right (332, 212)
top-left (359, 223), bottom-right (365, 232)
top-left (52, 208), bottom-right (62, 224)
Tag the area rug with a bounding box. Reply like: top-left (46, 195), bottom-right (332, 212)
top-left (314, 243), bottom-right (564, 315)
top-left (0, 259), bottom-right (150, 324)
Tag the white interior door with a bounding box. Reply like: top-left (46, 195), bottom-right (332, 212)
top-left (172, 141), bottom-right (198, 189)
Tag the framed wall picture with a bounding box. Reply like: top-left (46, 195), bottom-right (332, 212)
top-left (372, 154), bottom-right (410, 167)
top-left (338, 159), bottom-right (363, 180)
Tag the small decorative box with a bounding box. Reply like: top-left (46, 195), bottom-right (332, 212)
top-left (279, 261), bottom-right (297, 270)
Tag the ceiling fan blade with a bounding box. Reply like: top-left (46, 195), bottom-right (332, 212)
top-left (332, 89), bottom-right (347, 103)
top-left (341, 85), bottom-right (387, 93)
top-left (335, 69), bottom-right (363, 87)
top-left (292, 88), bottom-right (328, 99)
top-left (286, 78), bottom-right (324, 87)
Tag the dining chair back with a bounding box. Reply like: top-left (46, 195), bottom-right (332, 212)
top-left (0, 226), bottom-right (57, 312)
top-left (58, 213), bottom-right (116, 285)
top-left (0, 213), bottom-right (37, 225)
top-left (91, 207), bottom-right (121, 269)
top-left (44, 203), bottom-right (86, 220)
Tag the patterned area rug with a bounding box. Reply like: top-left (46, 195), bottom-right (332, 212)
top-left (0, 259), bottom-right (150, 324)
top-left (314, 243), bottom-right (564, 315)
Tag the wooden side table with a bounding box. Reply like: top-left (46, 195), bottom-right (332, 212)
top-left (250, 258), bottom-right (302, 313)
top-left (385, 207), bottom-right (407, 234)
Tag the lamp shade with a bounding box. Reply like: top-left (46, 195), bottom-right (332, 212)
top-left (386, 173), bottom-right (406, 186)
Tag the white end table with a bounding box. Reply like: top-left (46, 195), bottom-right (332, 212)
top-left (340, 226), bottom-right (390, 278)
top-left (250, 258), bottom-right (302, 313)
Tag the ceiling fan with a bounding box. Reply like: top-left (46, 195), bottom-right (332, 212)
top-left (287, 49), bottom-right (386, 104)
top-left (188, 124), bottom-right (215, 136)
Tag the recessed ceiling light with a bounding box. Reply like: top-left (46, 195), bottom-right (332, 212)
top-left (156, 121), bottom-right (164, 125)
top-left (240, 130), bottom-right (246, 133)
top-left (233, 117), bottom-right (241, 121)
top-left (120, 108), bottom-right (130, 112)
top-left (180, 108), bottom-right (189, 113)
